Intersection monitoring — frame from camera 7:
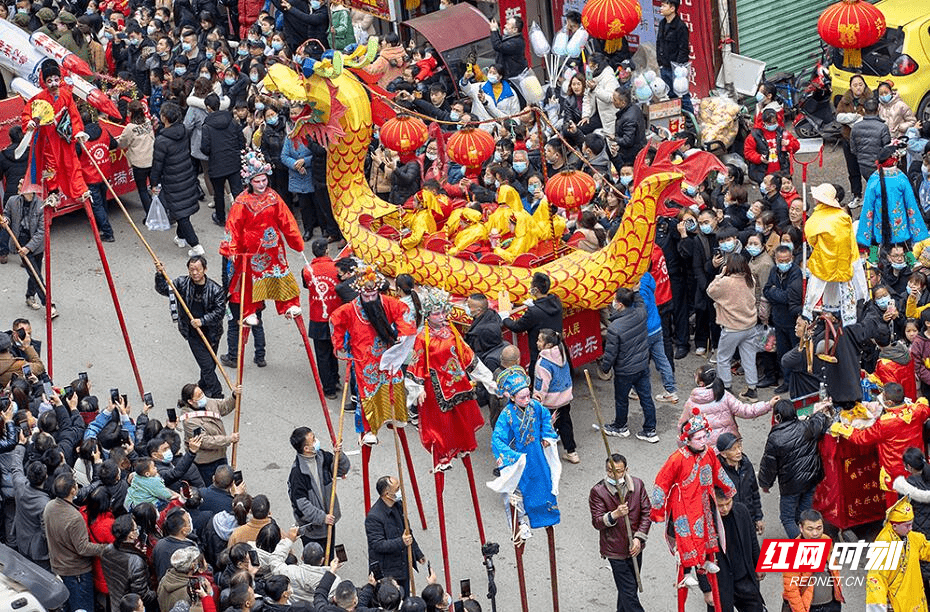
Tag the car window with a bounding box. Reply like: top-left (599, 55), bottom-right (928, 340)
top-left (832, 27), bottom-right (904, 76)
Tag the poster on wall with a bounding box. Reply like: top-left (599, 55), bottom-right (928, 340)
top-left (343, 0), bottom-right (397, 22)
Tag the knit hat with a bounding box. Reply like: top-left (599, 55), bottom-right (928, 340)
top-left (170, 546), bottom-right (202, 573)
top-left (57, 10), bottom-right (76, 24)
top-left (36, 7), bottom-right (55, 22)
top-left (240, 149), bottom-right (272, 181)
top-left (680, 407), bottom-right (710, 442)
top-left (496, 365), bottom-right (531, 398)
top-left (886, 496), bottom-right (914, 523)
top-left (716, 432), bottom-right (740, 452)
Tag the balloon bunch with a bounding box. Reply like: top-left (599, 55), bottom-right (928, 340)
top-left (530, 21), bottom-right (589, 84)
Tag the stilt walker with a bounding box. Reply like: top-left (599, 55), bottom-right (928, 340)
top-left (330, 265), bottom-right (427, 527)
top-left (404, 288), bottom-right (496, 592)
top-left (651, 408), bottom-right (737, 612)
top-left (487, 365), bottom-right (562, 612)
top-left (219, 150), bottom-right (335, 441)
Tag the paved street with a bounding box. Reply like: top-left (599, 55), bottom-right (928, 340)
top-left (0, 138), bottom-right (870, 610)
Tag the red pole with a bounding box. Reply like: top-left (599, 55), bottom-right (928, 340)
top-left (362, 444), bottom-right (372, 513)
top-left (462, 455), bottom-right (486, 545)
top-left (546, 526), bottom-right (560, 612)
top-left (511, 506), bottom-right (529, 612)
top-left (396, 427), bottom-right (428, 530)
top-left (44, 206), bottom-right (52, 380)
top-left (433, 450), bottom-right (452, 595)
top-left (293, 313), bottom-right (337, 443)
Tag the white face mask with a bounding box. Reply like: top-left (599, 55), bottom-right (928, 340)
top-left (393, 490), bottom-right (403, 503)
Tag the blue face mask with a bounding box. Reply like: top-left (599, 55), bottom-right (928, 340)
top-left (746, 209), bottom-right (756, 221)
top-left (755, 91), bottom-right (765, 103)
top-left (493, 151), bottom-right (502, 162)
top-left (250, 73), bottom-right (259, 83)
top-left (746, 244), bottom-right (763, 257)
top-left (129, 37), bottom-right (141, 46)
top-left (224, 75), bottom-right (235, 85)
top-left (255, 102), bottom-right (265, 111)
top-left (892, 261), bottom-right (908, 270)
top-left (699, 223), bottom-right (713, 235)
top-left (487, 73), bottom-right (499, 84)
top-left (781, 242), bottom-right (794, 252)
top-left (310, 0), bottom-right (321, 8)
top-left (222, 57), bottom-right (231, 66)
top-left (312, 438), bottom-right (321, 453)
top-left (876, 296), bottom-right (891, 310)
top-left (272, 40), bottom-right (283, 51)
top-left (716, 173), bottom-right (727, 185)
top-left (605, 477), bottom-right (618, 486)
top-left (879, 93), bottom-right (893, 104)
top-left (764, 123), bottom-right (778, 132)
top-left (755, 223), bottom-right (765, 233)
top-left (196, 397), bottom-right (207, 408)
top-left (513, 161), bottom-right (527, 173)
top-left (776, 262), bottom-right (792, 273)
top-left (206, 51), bottom-right (215, 60)
top-left (620, 175), bottom-right (633, 186)
top-left (527, 183), bottom-right (538, 193)
top-left (238, 46), bottom-right (249, 56)
top-left (174, 66), bottom-right (187, 76)
top-left (684, 185), bottom-right (697, 196)
top-left (266, 115), bottom-right (278, 125)
top-left (162, 449), bottom-right (173, 463)
top-left (719, 240), bottom-right (737, 253)
top-left (181, 42), bottom-right (192, 52)
top-left (449, 111), bottom-right (461, 121)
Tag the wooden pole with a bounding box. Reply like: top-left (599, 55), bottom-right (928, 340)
top-left (325, 362), bottom-right (351, 560)
top-left (79, 142), bottom-right (234, 390)
top-left (389, 382), bottom-right (416, 596)
top-left (231, 256), bottom-right (248, 468)
top-left (0, 216), bottom-right (47, 295)
top-left (584, 369), bottom-right (643, 592)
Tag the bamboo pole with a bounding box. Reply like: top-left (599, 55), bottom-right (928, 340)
top-left (0, 215), bottom-right (47, 296)
top-left (231, 255), bottom-right (248, 468)
top-left (325, 362), bottom-right (351, 560)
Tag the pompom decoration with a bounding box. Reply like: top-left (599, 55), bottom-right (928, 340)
top-left (529, 21), bottom-right (551, 57)
top-left (552, 30), bottom-right (569, 57)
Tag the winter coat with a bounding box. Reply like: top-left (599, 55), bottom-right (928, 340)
top-left (267, 537), bottom-right (337, 603)
top-left (613, 103), bottom-right (646, 166)
top-left (287, 451), bottom-right (350, 540)
top-left (757, 412), bottom-right (831, 496)
top-left (365, 498), bottom-right (425, 583)
top-left (184, 104), bottom-right (208, 162)
top-left (583, 67), bottom-right (620, 135)
top-left (154, 451), bottom-right (204, 491)
top-left (5, 194), bottom-right (44, 255)
top-left (502, 293), bottom-right (564, 368)
top-left (118, 120), bottom-right (155, 169)
top-left (154, 273), bottom-right (226, 345)
top-left (782, 534), bottom-right (845, 611)
top-left (201, 110), bottom-right (246, 178)
top-left (600, 294), bottom-right (649, 377)
top-left (490, 30), bottom-right (527, 79)
top-left (9, 446), bottom-right (50, 563)
top-left (364, 44), bottom-right (407, 89)
top-left (805, 203), bottom-right (857, 282)
top-left (878, 92), bottom-right (917, 139)
top-left (719, 453), bottom-right (763, 523)
top-left (281, 137), bottom-right (315, 194)
top-left (656, 15), bottom-right (689, 68)
top-left (151, 122), bottom-right (200, 220)
top-left (680, 387), bottom-right (771, 448)
top-left (157, 567), bottom-right (192, 612)
top-left (179, 395), bottom-right (237, 464)
top-left (43, 497), bottom-right (108, 576)
top-left (268, 0), bottom-right (310, 50)
top-left (743, 126), bottom-right (799, 179)
top-left (849, 115), bottom-right (891, 177)
top-left (857, 167), bottom-right (929, 247)
top-left (0, 142), bottom-right (28, 193)
top-left (533, 346), bottom-right (573, 408)
top-left (328, 5), bottom-right (355, 51)
top-left (464, 79), bottom-right (521, 123)
top-left (588, 475), bottom-right (651, 560)
top-left (389, 159), bottom-right (420, 206)
top-left (763, 263), bottom-right (803, 328)
top-left (101, 542), bottom-right (157, 611)
top-left (834, 87), bottom-right (872, 141)
top-left (706, 274), bottom-right (757, 331)
top-left (259, 117), bottom-right (288, 173)
top-left (464, 308), bottom-right (505, 366)
top-left (912, 333), bottom-right (930, 388)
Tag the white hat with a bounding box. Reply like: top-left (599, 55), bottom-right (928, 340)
top-left (811, 183), bottom-right (841, 208)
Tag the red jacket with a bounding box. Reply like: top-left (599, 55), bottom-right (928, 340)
top-left (875, 356), bottom-right (917, 401)
top-left (80, 124), bottom-right (114, 186)
top-left (83, 510), bottom-right (115, 594)
top-left (847, 398), bottom-right (930, 491)
top-left (650, 247), bottom-right (672, 306)
top-left (302, 256), bottom-right (341, 323)
top-left (743, 127), bottom-right (799, 175)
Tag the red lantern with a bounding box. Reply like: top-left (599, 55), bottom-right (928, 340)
top-left (446, 127), bottom-right (495, 175)
top-left (544, 170), bottom-right (597, 210)
top-left (581, 0), bottom-right (642, 54)
top-left (379, 115), bottom-right (428, 158)
top-left (817, 0), bottom-right (886, 68)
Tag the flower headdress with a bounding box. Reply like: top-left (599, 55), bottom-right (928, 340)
top-left (241, 149), bottom-right (273, 181)
top-left (680, 407), bottom-right (710, 442)
top-left (420, 287), bottom-right (452, 315)
top-left (350, 264), bottom-right (386, 293)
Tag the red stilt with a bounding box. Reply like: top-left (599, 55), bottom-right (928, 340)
top-left (433, 452), bottom-right (452, 595)
top-left (396, 427), bottom-right (427, 530)
top-left (292, 313), bottom-right (336, 443)
top-left (461, 455), bottom-right (486, 545)
top-left (546, 526), bottom-right (559, 612)
top-left (43, 206), bottom-right (52, 380)
top-left (676, 565), bottom-right (686, 612)
top-left (362, 444), bottom-right (372, 512)
top-left (708, 557), bottom-right (723, 611)
top-left (511, 506), bottom-right (529, 612)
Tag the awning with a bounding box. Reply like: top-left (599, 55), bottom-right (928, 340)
top-left (402, 4), bottom-right (490, 54)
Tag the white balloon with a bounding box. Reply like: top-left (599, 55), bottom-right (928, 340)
top-left (643, 69), bottom-right (657, 83)
top-left (529, 22), bottom-right (550, 57)
top-left (566, 28), bottom-right (589, 58)
top-left (552, 30), bottom-right (569, 56)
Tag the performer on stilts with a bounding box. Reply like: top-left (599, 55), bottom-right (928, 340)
top-left (403, 288), bottom-right (496, 592)
top-left (220, 150), bottom-right (336, 441)
top-left (329, 265), bottom-right (427, 526)
top-left (651, 407), bottom-right (737, 612)
top-left (488, 365), bottom-right (562, 612)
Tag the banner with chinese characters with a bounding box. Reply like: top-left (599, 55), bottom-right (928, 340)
top-left (509, 307), bottom-right (603, 368)
top-left (498, 0), bottom-right (533, 69)
top-left (343, 0), bottom-right (398, 23)
top-left (814, 435), bottom-right (885, 529)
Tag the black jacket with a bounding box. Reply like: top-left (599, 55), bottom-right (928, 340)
top-left (151, 122), bottom-right (200, 220)
top-left (491, 30), bottom-right (527, 79)
top-left (0, 143), bottom-right (28, 195)
top-left (154, 451), bottom-right (204, 491)
top-left (260, 119), bottom-right (288, 172)
top-left (268, 0), bottom-right (312, 50)
top-left (698, 502), bottom-right (762, 600)
top-left (153, 535), bottom-right (197, 580)
top-left (613, 103), bottom-right (646, 166)
top-left (502, 293), bottom-right (563, 368)
top-left (758, 412), bottom-right (830, 495)
top-left (389, 160), bottom-right (421, 206)
top-left (101, 542), bottom-right (157, 611)
top-left (201, 110), bottom-right (246, 177)
top-left (464, 308), bottom-right (505, 367)
top-left (720, 453), bottom-right (763, 523)
top-left (600, 294), bottom-right (649, 377)
top-left (763, 192), bottom-right (790, 227)
top-left (656, 15), bottom-right (689, 68)
top-left (313, 570), bottom-right (378, 612)
top-left (154, 273), bottom-right (226, 345)
top-left (365, 498), bottom-right (424, 583)
top-left (763, 264), bottom-right (803, 328)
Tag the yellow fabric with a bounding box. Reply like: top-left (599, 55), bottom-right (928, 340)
top-left (445, 208), bottom-right (486, 254)
top-left (804, 204), bottom-right (857, 282)
top-left (829, 422), bottom-right (854, 438)
top-left (888, 497), bottom-right (915, 522)
top-left (497, 185), bottom-right (523, 212)
top-left (362, 383), bottom-right (408, 439)
top-left (493, 210), bottom-right (543, 263)
top-left (400, 208), bottom-right (437, 250)
top-left (530, 198), bottom-right (567, 242)
top-left (486, 206), bottom-right (515, 236)
top-left (866, 525), bottom-right (930, 612)
top-left (252, 274), bottom-right (300, 302)
top-left (905, 295), bottom-right (930, 319)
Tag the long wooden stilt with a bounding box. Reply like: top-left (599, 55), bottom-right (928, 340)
top-left (396, 427), bottom-right (427, 530)
top-left (546, 525), bottom-right (560, 612)
top-left (293, 313), bottom-right (336, 443)
top-left (388, 382), bottom-right (416, 596)
top-left (231, 258), bottom-right (248, 468)
top-left (461, 455), bottom-right (486, 545)
top-left (433, 455), bottom-right (452, 595)
top-left (708, 558), bottom-right (723, 611)
top-left (511, 505), bottom-right (529, 612)
top-left (325, 363), bottom-right (351, 560)
top-left (43, 205), bottom-right (53, 380)
top-left (362, 443), bottom-right (372, 512)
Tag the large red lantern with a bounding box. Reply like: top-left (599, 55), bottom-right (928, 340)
top-left (379, 115), bottom-right (428, 158)
top-left (446, 127), bottom-right (495, 176)
top-left (581, 0), bottom-right (642, 54)
top-left (544, 170), bottom-right (597, 210)
top-left (817, 0), bottom-right (886, 68)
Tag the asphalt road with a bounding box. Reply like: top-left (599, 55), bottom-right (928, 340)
top-left (0, 137), bottom-right (871, 610)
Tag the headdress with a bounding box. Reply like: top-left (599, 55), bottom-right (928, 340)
top-left (496, 365), bottom-right (530, 398)
top-left (40, 59), bottom-right (60, 83)
top-left (680, 406), bottom-right (710, 442)
top-left (420, 287), bottom-right (451, 315)
top-left (351, 265), bottom-right (386, 293)
top-left (241, 149), bottom-right (272, 181)
top-left (886, 496), bottom-right (914, 523)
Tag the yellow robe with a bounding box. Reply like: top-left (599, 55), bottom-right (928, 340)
top-left (804, 203), bottom-right (857, 283)
top-left (400, 208), bottom-right (436, 250)
top-left (444, 208), bottom-right (486, 255)
top-left (529, 196), bottom-right (568, 242)
top-left (865, 525), bottom-right (930, 612)
top-left (486, 185), bottom-right (525, 235)
top-left (494, 210), bottom-right (543, 263)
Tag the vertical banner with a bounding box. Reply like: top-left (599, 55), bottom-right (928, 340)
top-left (670, 0), bottom-right (716, 97)
top-left (498, 0), bottom-right (533, 68)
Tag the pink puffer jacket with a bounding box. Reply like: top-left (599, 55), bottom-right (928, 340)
top-left (678, 386), bottom-right (772, 447)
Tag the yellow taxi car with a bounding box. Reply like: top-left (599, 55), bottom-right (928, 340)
top-left (829, 0), bottom-right (930, 122)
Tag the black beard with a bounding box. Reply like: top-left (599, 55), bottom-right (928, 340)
top-left (361, 297), bottom-right (397, 346)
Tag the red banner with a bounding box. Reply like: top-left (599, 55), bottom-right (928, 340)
top-left (509, 307), bottom-right (603, 369)
top-left (676, 0), bottom-right (716, 97)
top-left (813, 435), bottom-right (885, 530)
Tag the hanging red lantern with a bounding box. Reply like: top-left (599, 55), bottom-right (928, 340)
top-left (379, 115), bottom-right (428, 158)
top-left (544, 170), bottom-right (597, 210)
top-left (581, 0), bottom-right (642, 54)
top-left (817, 0), bottom-right (886, 68)
top-left (446, 127), bottom-right (495, 173)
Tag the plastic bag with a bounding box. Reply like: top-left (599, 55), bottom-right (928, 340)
top-left (753, 324), bottom-right (776, 353)
top-left (145, 194), bottom-right (170, 231)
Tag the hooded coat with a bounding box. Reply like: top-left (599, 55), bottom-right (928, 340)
top-left (151, 122), bottom-right (200, 220)
top-left (200, 110), bottom-right (245, 178)
top-left (680, 386), bottom-right (771, 448)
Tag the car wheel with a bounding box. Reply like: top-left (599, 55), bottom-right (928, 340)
top-left (919, 92), bottom-right (930, 125)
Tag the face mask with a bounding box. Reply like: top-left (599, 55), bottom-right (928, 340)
top-left (527, 183), bottom-right (538, 193)
top-left (605, 477), bottom-right (617, 486)
top-left (493, 151), bottom-right (502, 162)
top-left (699, 223), bottom-right (713, 235)
top-left (129, 37), bottom-right (141, 46)
top-left (147, 25), bottom-right (156, 35)
top-left (162, 449), bottom-right (174, 463)
top-left (764, 123), bottom-right (777, 132)
top-left (196, 397), bottom-right (208, 408)
top-left (102, 31), bottom-right (114, 40)
top-left (879, 93), bottom-right (892, 104)
top-left (620, 175), bottom-right (633, 186)
top-left (494, 180), bottom-right (501, 188)
top-left (776, 262), bottom-right (792, 273)
top-left (755, 224), bottom-right (765, 233)
top-left (780, 242), bottom-right (793, 251)
top-left (175, 66), bottom-right (187, 76)
top-left (487, 73), bottom-right (499, 84)
top-left (159, 51), bottom-right (169, 59)
top-left (255, 102), bottom-right (265, 111)
top-left (200, 72), bottom-right (210, 80)
top-left (688, 204), bottom-right (700, 215)
top-left (719, 240), bottom-right (737, 253)
top-left (238, 46), bottom-right (249, 56)
top-left (426, 152), bottom-right (437, 161)
top-left (876, 296), bottom-right (891, 310)
top-left (684, 218), bottom-right (697, 232)
top-left (206, 50), bottom-right (215, 59)
top-left (310, 0), bottom-right (321, 8)
top-left (313, 439), bottom-right (321, 453)
top-left (755, 91), bottom-right (765, 103)
top-left (222, 56), bottom-right (231, 66)
top-left (272, 40), bottom-right (283, 51)
top-left (181, 42), bottom-right (192, 52)
top-left (892, 261), bottom-right (908, 270)
top-left (84, 6), bottom-right (94, 14)
top-left (746, 244), bottom-right (763, 257)
top-left (746, 209), bottom-right (755, 221)
top-left (449, 111), bottom-right (461, 121)
top-left (266, 115), bottom-right (278, 125)
top-left (513, 161), bottom-right (527, 173)
top-left (393, 491), bottom-right (403, 503)
top-left (684, 185), bottom-right (697, 196)
top-left (716, 173), bottom-right (727, 185)
top-left (224, 75), bottom-right (235, 85)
